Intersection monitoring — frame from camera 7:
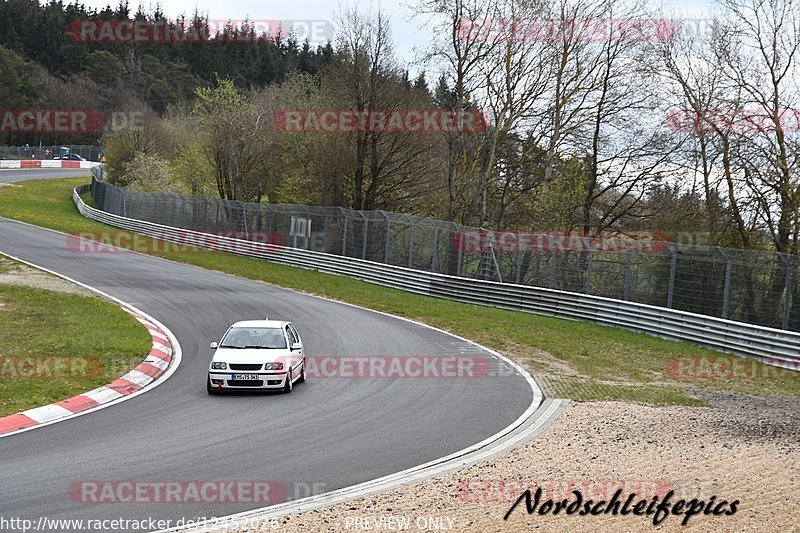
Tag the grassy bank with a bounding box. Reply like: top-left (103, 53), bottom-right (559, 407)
top-left (1, 177), bottom-right (797, 406)
top-left (0, 258), bottom-right (152, 415)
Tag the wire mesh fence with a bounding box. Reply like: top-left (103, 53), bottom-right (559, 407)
top-left (89, 175), bottom-right (800, 331)
top-left (1, 145), bottom-right (102, 161)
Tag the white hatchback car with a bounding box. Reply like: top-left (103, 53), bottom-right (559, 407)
top-left (207, 320), bottom-right (305, 394)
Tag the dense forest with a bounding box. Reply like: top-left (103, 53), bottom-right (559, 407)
top-left (2, 0), bottom-right (800, 257)
top-left (0, 0), bottom-right (333, 136)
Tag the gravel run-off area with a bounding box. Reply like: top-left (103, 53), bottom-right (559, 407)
top-left (3, 256), bottom-right (795, 532)
top-left (243, 391), bottom-right (798, 533)
top-left (0, 256), bottom-right (92, 295)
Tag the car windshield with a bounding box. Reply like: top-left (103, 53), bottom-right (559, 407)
top-left (219, 327), bottom-right (287, 349)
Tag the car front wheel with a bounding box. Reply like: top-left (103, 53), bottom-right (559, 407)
top-left (283, 370), bottom-right (293, 393)
top-left (207, 376), bottom-right (219, 395)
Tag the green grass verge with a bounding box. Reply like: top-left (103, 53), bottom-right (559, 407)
top-left (0, 280), bottom-right (152, 416)
top-left (542, 377), bottom-right (707, 406)
top-left (1, 177), bottom-right (798, 406)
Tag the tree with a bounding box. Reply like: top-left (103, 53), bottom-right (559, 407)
top-left (84, 50), bottom-right (123, 86)
top-left (320, 7), bottom-right (441, 211)
top-left (101, 101), bottom-right (169, 187)
top-left (193, 77), bottom-right (277, 203)
top-left (716, 0), bottom-right (800, 255)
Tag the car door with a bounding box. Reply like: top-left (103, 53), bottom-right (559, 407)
top-left (284, 325), bottom-right (300, 375)
top-left (287, 323), bottom-right (303, 373)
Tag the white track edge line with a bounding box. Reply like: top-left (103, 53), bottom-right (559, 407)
top-left (159, 399), bottom-right (570, 532)
top-left (0, 250), bottom-right (182, 439)
top-left (65, 196), bottom-right (558, 528)
top-left (153, 301), bottom-right (551, 533)
top-left (2, 206), bottom-right (561, 522)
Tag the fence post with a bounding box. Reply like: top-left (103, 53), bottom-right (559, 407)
top-left (171, 195), bottom-right (178, 227)
top-left (362, 216), bottom-right (368, 260)
top-left (432, 227), bottom-right (440, 272)
top-left (668, 244), bottom-right (677, 308)
top-left (95, 178), bottom-right (103, 210)
top-left (584, 248), bottom-right (593, 293)
top-left (305, 212), bottom-right (312, 250)
top-left (322, 212), bottom-right (329, 252)
top-left (254, 204), bottom-right (263, 237)
top-left (549, 252), bottom-right (557, 289)
top-left (778, 253), bottom-right (792, 330)
top-left (624, 252), bottom-right (632, 300)
top-left (717, 247), bottom-right (732, 319)
top-left (456, 229), bottom-right (464, 277)
top-left (382, 212), bottom-right (391, 263)
top-left (407, 221), bottom-right (416, 268)
top-left (341, 216), bottom-right (348, 256)
top-left (515, 247), bottom-right (523, 285)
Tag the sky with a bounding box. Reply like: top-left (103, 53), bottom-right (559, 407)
top-left (77, 0), bottom-right (434, 67)
top-left (76, 0), bottom-right (714, 75)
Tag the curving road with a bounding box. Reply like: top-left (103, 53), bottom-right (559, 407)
top-left (0, 171), bottom-right (534, 531)
top-left (0, 168), bottom-right (92, 183)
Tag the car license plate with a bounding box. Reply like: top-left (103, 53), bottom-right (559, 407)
top-left (231, 373), bottom-right (259, 380)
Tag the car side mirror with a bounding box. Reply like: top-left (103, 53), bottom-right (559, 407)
top-left (210, 342), bottom-right (218, 349)
top-left (291, 342), bottom-right (302, 351)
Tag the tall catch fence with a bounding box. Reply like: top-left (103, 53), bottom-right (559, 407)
top-left (89, 174), bottom-right (800, 331)
top-left (1, 144), bottom-right (101, 161)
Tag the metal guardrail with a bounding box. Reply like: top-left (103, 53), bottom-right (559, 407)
top-left (73, 181), bottom-right (800, 372)
top-left (87, 168), bottom-right (800, 332)
top-left (1, 144), bottom-right (102, 161)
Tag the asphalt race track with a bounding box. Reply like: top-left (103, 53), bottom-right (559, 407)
top-left (0, 171), bottom-right (534, 530)
top-left (0, 168), bottom-right (93, 183)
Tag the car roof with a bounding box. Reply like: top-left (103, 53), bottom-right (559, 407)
top-left (230, 320), bottom-right (289, 328)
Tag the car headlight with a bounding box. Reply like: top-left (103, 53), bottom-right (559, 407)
top-left (211, 362), bottom-right (227, 370)
top-left (265, 362), bottom-right (283, 370)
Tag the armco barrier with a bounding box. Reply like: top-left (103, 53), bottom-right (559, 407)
top-left (86, 169), bottom-right (800, 331)
top-left (0, 160), bottom-right (100, 169)
top-left (73, 182), bottom-right (800, 372)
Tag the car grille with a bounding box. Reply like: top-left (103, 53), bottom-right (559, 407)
top-left (229, 363), bottom-right (263, 371)
top-left (227, 380), bottom-right (263, 387)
